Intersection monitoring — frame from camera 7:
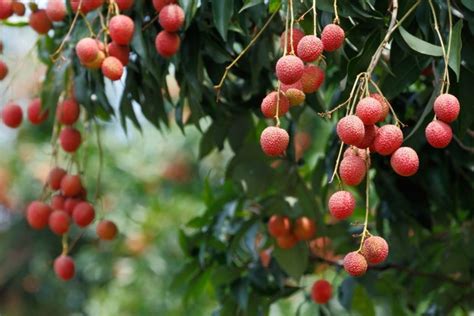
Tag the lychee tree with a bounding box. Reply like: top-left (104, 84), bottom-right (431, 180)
top-left (0, 0), bottom-right (474, 314)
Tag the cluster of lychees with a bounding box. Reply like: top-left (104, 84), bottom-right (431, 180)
top-left (260, 23), bottom-right (345, 158)
top-left (267, 215), bottom-right (316, 249)
top-left (425, 93), bottom-right (460, 148)
top-left (153, 0), bottom-right (185, 58)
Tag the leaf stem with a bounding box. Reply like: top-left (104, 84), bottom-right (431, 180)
top-left (428, 0), bottom-right (450, 94)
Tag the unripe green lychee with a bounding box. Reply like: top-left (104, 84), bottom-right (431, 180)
top-left (296, 35), bottom-right (323, 62)
top-left (159, 4), bottom-right (184, 32)
top-left (370, 93), bottom-right (390, 122)
top-left (390, 146), bottom-right (419, 177)
top-left (356, 125), bottom-right (377, 149)
top-left (261, 91), bottom-right (289, 118)
top-left (361, 236), bottom-right (389, 264)
top-left (373, 124), bottom-right (403, 156)
top-left (279, 28), bottom-right (304, 52)
top-left (328, 190), bottom-right (355, 220)
top-left (301, 64), bottom-right (324, 93)
top-left (321, 24), bottom-right (345, 52)
top-left (285, 88), bottom-right (305, 106)
top-left (311, 279), bottom-right (332, 304)
top-left (425, 120), bottom-right (452, 148)
top-left (76, 38), bottom-right (100, 63)
top-left (275, 55), bottom-right (304, 85)
top-left (260, 126), bottom-right (289, 157)
top-left (343, 251), bottom-right (367, 277)
top-left (433, 93), bottom-right (460, 123)
top-left (109, 14), bottom-right (135, 45)
top-left (29, 9), bottom-right (52, 34)
top-left (155, 31), bottom-right (180, 57)
top-left (356, 97), bottom-right (382, 125)
top-left (336, 115), bottom-right (365, 146)
top-left (101, 56), bottom-right (124, 81)
top-left (339, 155), bottom-right (366, 186)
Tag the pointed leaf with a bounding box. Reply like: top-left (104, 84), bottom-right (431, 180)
top-left (399, 26), bottom-right (443, 57)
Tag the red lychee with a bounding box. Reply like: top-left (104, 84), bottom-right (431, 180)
top-left (390, 147), bottom-right (419, 177)
top-left (275, 55), bottom-right (304, 85)
top-left (26, 201), bottom-right (53, 229)
top-left (73, 201), bottom-right (96, 227)
top-left (328, 190), bottom-right (355, 220)
top-left (2, 103), bottom-right (23, 128)
top-left (29, 10), bottom-right (52, 34)
top-left (56, 98), bottom-right (80, 125)
top-left (48, 167), bottom-right (67, 190)
top-left (64, 198), bottom-right (82, 216)
top-left (425, 120), bottom-right (452, 148)
top-left (336, 115), bottom-right (365, 146)
top-left (276, 234), bottom-right (298, 249)
top-left (59, 127), bottom-right (82, 153)
top-left (76, 38), bottom-right (100, 64)
top-left (260, 126), bottom-right (289, 157)
top-left (153, 0), bottom-right (177, 12)
top-left (370, 93), bottom-right (390, 122)
top-left (433, 93), bottom-right (460, 123)
top-left (321, 24), bottom-right (345, 52)
top-left (109, 14), bottom-right (135, 45)
top-left (60, 174), bottom-right (82, 197)
top-left (46, 0), bottom-right (67, 22)
top-left (301, 64), bottom-right (324, 94)
top-left (280, 80), bottom-right (303, 92)
top-left (296, 35), bottom-right (323, 62)
top-left (51, 195), bottom-right (65, 211)
top-left (373, 124), bottom-right (403, 156)
top-left (293, 217), bottom-right (316, 241)
top-left (339, 155), bottom-right (366, 186)
top-left (356, 97), bottom-right (382, 125)
top-left (311, 279), bottom-right (332, 304)
top-left (159, 4), bottom-right (184, 32)
top-left (0, 60), bottom-right (8, 80)
top-left (279, 28), bottom-right (305, 53)
top-left (54, 255), bottom-right (75, 281)
top-left (96, 220), bottom-right (118, 240)
top-left (101, 56), bottom-right (123, 81)
top-left (115, 0), bottom-right (134, 11)
top-left (27, 98), bottom-right (49, 125)
top-left (107, 42), bottom-right (130, 66)
top-left (344, 146), bottom-right (368, 161)
top-left (155, 31), bottom-right (180, 57)
top-left (11, 1), bottom-right (25, 16)
top-left (267, 215), bottom-right (291, 238)
top-left (71, 0), bottom-right (103, 13)
top-left (361, 236), bottom-right (389, 265)
top-left (84, 51), bottom-right (105, 69)
top-left (49, 210), bottom-right (70, 235)
top-left (343, 251), bottom-right (367, 277)
top-left (261, 91), bottom-right (289, 118)
top-left (356, 125), bottom-right (377, 149)
top-left (0, 1), bottom-right (13, 19)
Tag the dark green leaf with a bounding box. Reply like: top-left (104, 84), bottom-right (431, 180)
top-left (399, 26), bottom-right (443, 57)
top-left (213, 0), bottom-right (234, 40)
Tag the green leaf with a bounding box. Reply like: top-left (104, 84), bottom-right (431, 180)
top-left (352, 285), bottom-right (376, 316)
top-left (213, 0), bottom-right (234, 40)
top-left (272, 242), bottom-right (308, 280)
top-left (461, 0), bottom-right (474, 11)
top-left (399, 26), bottom-right (443, 57)
top-left (269, 0), bottom-right (281, 13)
top-left (239, 0), bottom-right (263, 13)
top-left (448, 20), bottom-right (463, 81)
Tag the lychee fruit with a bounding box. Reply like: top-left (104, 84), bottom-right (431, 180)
top-left (76, 38), bottom-right (100, 64)
top-left (390, 146), bottom-right (419, 177)
top-left (433, 93), bottom-right (460, 123)
top-left (51, 195), bottom-right (65, 211)
top-left (267, 215), bottom-right (291, 238)
top-left (370, 93), bottom-right (390, 122)
top-left (276, 234), bottom-right (298, 249)
top-left (84, 51), bottom-right (105, 69)
top-left (339, 155), bottom-right (366, 186)
top-left (72, 201), bottom-right (96, 227)
top-left (54, 255), bottom-right (75, 281)
top-left (11, 1), bottom-right (25, 16)
top-left (261, 91), bottom-right (289, 118)
top-left (373, 124), bottom-right (403, 155)
top-left (0, 60), bottom-right (8, 80)
top-left (48, 210), bottom-right (70, 235)
top-left (46, 0), bottom-right (67, 21)
top-left (48, 167), bottom-right (67, 191)
top-left (260, 126), bottom-right (289, 157)
top-left (293, 217), bottom-right (316, 241)
top-left (321, 24), bottom-right (345, 52)
top-left (285, 88), bottom-right (305, 106)
top-left (2, 103), bottom-right (23, 128)
top-left (56, 98), bottom-right (80, 125)
top-left (311, 279), bottom-right (332, 304)
top-left (60, 174), bottom-right (82, 197)
top-left (71, 0), bottom-right (103, 13)
top-left (328, 190), bottom-right (355, 220)
top-left (280, 80), bottom-right (303, 92)
top-left (153, 0), bottom-right (177, 12)
top-left (336, 115), bottom-right (365, 146)
top-left (0, 1), bottom-right (13, 19)
top-left (96, 220), bottom-right (118, 240)
top-left (27, 98), bottom-right (49, 125)
top-left (296, 35), bottom-right (323, 62)
top-left (64, 198), bottom-right (82, 216)
top-left (155, 31), bottom-right (180, 57)
top-left (275, 55), bottom-right (304, 85)
top-left (356, 97), bottom-right (382, 125)
top-left (109, 14), bottom-right (135, 45)
top-left (425, 120), bottom-right (452, 148)
top-left (107, 42), bottom-right (130, 66)
top-left (102, 56), bottom-right (124, 81)
top-left (116, 0), bottom-right (134, 10)
top-left (59, 127), bottom-right (82, 153)
top-left (344, 146), bottom-right (368, 161)
top-left (361, 236), bottom-right (389, 265)
top-left (343, 251), bottom-right (367, 277)
top-left (26, 201), bottom-right (53, 229)
top-left (29, 10), bottom-right (52, 34)
top-left (356, 125), bottom-right (377, 149)
top-left (159, 4), bottom-right (184, 32)
top-left (301, 64), bottom-right (324, 94)
top-left (279, 28), bottom-right (305, 53)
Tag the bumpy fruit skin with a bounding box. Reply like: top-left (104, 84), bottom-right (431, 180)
top-left (84, 51), bottom-right (105, 69)
top-left (0, 60), bottom-right (8, 80)
top-left (433, 93), bottom-right (460, 123)
top-left (275, 55), bottom-right (304, 85)
top-left (49, 210), bottom-right (70, 235)
top-left (356, 97), bottom-right (382, 125)
top-left (343, 251), bottom-right (367, 277)
top-left (76, 38), bottom-right (99, 63)
top-left (339, 155), bottom-right (366, 186)
top-left (60, 174), bottom-right (82, 197)
top-left (370, 93), bottom-right (390, 122)
top-left (336, 115), bottom-right (365, 146)
top-left (2, 103), bottom-right (23, 128)
top-left (96, 220), bottom-right (118, 240)
top-left (276, 234), bottom-right (298, 249)
top-left (279, 28), bottom-right (305, 53)
top-left (260, 126), bottom-right (289, 157)
top-left (46, 0), bottom-right (67, 21)
top-left (56, 98), bottom-right (80, 125)
top-left (296, 35), bottom-right (323, 62)
top-left (328, 190), bottom-right (355, 220)
top-left (73, 202), bottom-right (96, 227)
top-left (280, 80), bottom-right (303, 92)
top-left (48, 167), bottom-right (67, 190)
top-left (29, 10), bottom-right (52, 34)
top-left (285, 88), bottom-right (305, 106)
top-left (27, 98), bottom-right (49, 125)
top-left (390, 147), bottom-right (419, 177)
top-left (425, 120), bottom-right (452, 148)
top-left (116, 0), bottom-right (134, 10)
top-left (155, 31), bottom-right (180, 57)
top-left (71, 0), bottom-right (103, 13)
top-left (373, 124), bottom-right (403, 155)
top-left (60, 127), bottom-right (82, 153)
top-left (54, 255), bottom-right (75, 281)
top-left (0, 0), bottom-right (13, 19)
top-left (26, 201), bottom-right (53, 229)
top-left (159, 4), bottom-right (184, 32)
top-left (153, 0), bottom-right (177, 12)
top-left (293, 217), bottom-right (316, 241)
top-left (311, 279), bottom-right (332, 304)
top-left (321, 24), bottom-right (345, 52)
top-left (267, 215), bottom-right (291, 237)
top-left (102, 56), bottom-right (124, 81)
top-left (344, 146), bottom-right (368, 161)
top-left (356, 125), bottom-right (377, 149)
top-left (361, 236), bottom-right (389, 265)
top-left (107, 42), bottom-right (130, 66)
top-left (109, 15), bottom-right (135, 45)
top-left (301, 64), bottom-right (324, 94)
top-left (261, 91), bottom-right (289, 118)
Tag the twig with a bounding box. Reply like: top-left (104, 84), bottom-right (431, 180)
top-left (142, 14), bottom-right (159, 31)
top-left (453, 135), bottom-right (474, 153)
top-left (333, 0), bottom-right (339, 24)
top-left (429, 0), bottom-right (450, 94)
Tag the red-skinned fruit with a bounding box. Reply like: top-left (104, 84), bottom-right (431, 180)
top-left (107, 42), bottom-right (130, 66)
top-left (54, 255), bottom-right (75, 281)
top-left (71, 0), bottom-right (104, 13)
top-left (280, 80), bottom-right (303, 92)
top-left (0, 60), bottom-right (8, 80)
top-left (267, 215), bottom-right (291, 238)
top-left (101, 56), bottom-right (124, 81)
top-left (49, 210), bottom-right (70, 235)
top-left (76, 38), bottom-right (99, 64)
top-left (425, 120), bottom-right (452, 148)
top-left (109, 15), bottom-right (135, 45)
top-left (301, 64), bottom-right (324, 94)
top-left (260, 126), bottom-right (289, 157)
top-left (276, 234), bottom-right (298, 249)
top-left (0, 1), bottom-right (13, 19)
top-left (2, 103), bottom-right (23, 128)
top-left (285, 88), bottom-right (305, 106)
top-left (328, 190), bottom-right (355, 220)
top-left (60, 174), bottom-right (82, 197)
top-left (279, 28), bottom-right (305, 53)
top-left (356, 97), bottom-right (383, 125)
top-left (48, 167), bottom-right (67, 190)
top-left (343, 251), bottom-right (367, 277)
top-left (336, 115), bottom-right (365, 146)
top-left (153, 0), bottom-right (177, 12)
top-left (29, 10), bottom-right (52, 34)
top-left (293, 217), bottom-right (316, 241)
top-left (159, 4), bottom-right (184, 32)
top-left (84, 51), bottom-right (105, 69)
top-left (72, 202), bottom-right (96, 227)
top-left (344, 146), bottom-right (368, 161)
top-left (64, 198), bottom-right (82, 216)
top-left (59, 127), bottom-right (82, 153)
top-left (96, 220), bottom-right (118, 240)
top-left (390, 147), bottom-right (419, 177)
top-left (26, 201), bottom-right (53, 229)
top-left (373, 124), bottom-right (403, 155)
top-left (356, 125), bottom-right (377, 149)
top-left (275, 55), bottom-right (304, 85)
top-left (361, 236), bottom-right (389, 265)
top-left (51, 195), bottom-right (65, 211)
top-left (116, 0), bottom-right (134, 10)
top-left (296, 35), bottom-right (323, 62)
top-left (27, 98), bottom-right (49, 125)
top-left (311, 279), bottom-right (332, 304)
top-left (261, 91), bottom-right (290, 118)
top-left (155, 31), bottom-right (180, 57)
top-left (56, 98), bottom-right (80, 125)
top-left (321, 24), bottom-right (345, 51)
top-left (370, 93), bottom-right (390, 122)
top-left (11, 1), bottom-right (25, 16)
top-left (433, 93), bottom-right (460, 123)
top-left (339, 155), bottom-right (366, 186)
top-left (46, 0), bottom-right (67, 21)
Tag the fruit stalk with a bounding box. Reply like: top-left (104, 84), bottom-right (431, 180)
top-left (51, 0), bottom-right (83, 62)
